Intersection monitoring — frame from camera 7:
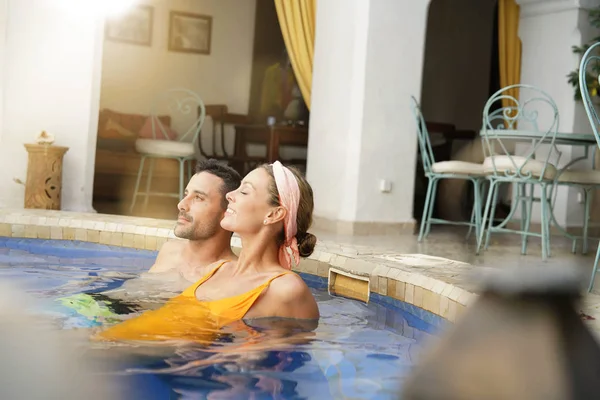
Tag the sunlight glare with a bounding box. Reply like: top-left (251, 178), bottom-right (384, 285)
top-left (56, 0), bottom-right (139, 19)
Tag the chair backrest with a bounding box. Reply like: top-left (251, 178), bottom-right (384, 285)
top-left (579, 41), bottom-right (600, 148)
top-left (410, 96), bottom-right (436, 174)
top-left (481, 84), bottom-right (560, 181)
top-left (148, 88), bottom-right (206, 143)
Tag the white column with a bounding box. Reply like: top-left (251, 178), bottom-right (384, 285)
top-left (0, 0), bottom-right (104, 212)
top-left (517, 0), bottom-right (600, 228)
top-left (307, 0), bottom-right (430, 234)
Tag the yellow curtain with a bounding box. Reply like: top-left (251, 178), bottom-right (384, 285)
top-left (498, 0), bottom-right (522, 109)
top-left (274, 0), bottom-right (316, 109)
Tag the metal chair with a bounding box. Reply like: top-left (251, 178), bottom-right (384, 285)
top-left (411, 96), bottom-right (488, 242)
top-left (129, 88), bottom-right (205, 213)
top-left (578, 41), bottom-right (600, 291)
top-left (477, 84), bottom-right (560, 260)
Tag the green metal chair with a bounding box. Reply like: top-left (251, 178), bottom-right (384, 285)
top-left (129, 88), bottom-right (206, 213)
top-left (411, 96), bottom-right (488, 242)
top-left (477, 84), bottom-right (560, 260)
top-left (578, 41), bottom-right (600, 291)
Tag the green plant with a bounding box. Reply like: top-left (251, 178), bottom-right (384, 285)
top-left (568, 7), bottom-right (600, 100)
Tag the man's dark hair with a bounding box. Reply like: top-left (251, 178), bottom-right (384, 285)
top-left (195, 159), bottom-right (242, 209)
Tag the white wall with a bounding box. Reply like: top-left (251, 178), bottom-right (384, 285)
top-left (100, 0), bottom-right (256, 156)
top-left (0, 0), bottom-right (104, 212)
top-left (308, 0), bottom-right (429, 224)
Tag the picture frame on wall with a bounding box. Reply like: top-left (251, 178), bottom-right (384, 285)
top-left (105, 5), bottom-right (154, 46)
top-left (168, 11), bottom-right (212, 55)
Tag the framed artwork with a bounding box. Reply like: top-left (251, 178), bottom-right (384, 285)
top-left (168, 11), bottom-right (212, 55)
top-left (105, 5), bottom-right (154, 46)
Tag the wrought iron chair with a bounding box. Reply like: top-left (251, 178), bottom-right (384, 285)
top-left (411, 96), bottom-right (488, 242)
top-left (578, 41), bottom-right (600, 291)
top-left (129, 88), bottom-right (205, 213)
top-left (477, 84), bottom-right (560, 260)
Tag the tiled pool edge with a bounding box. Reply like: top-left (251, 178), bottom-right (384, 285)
top-left (0, 208), bottom-right (474, 323)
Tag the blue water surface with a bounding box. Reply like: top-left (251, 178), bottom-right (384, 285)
top-left (0, 237), bottom-right (446, 399)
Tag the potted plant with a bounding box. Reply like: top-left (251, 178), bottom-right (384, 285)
top-left (567, 6), bottom-right (600, 100)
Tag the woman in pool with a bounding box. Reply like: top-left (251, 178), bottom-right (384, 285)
top-left (96, 161), bottom-right (319, 343)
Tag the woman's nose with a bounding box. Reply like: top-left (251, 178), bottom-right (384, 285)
top-left (226, 191), bottom-right (235, 203)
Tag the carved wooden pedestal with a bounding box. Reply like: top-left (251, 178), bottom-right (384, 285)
top-left (23, 144), bottom-right (69, 210)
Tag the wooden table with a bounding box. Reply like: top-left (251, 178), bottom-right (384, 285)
top-left (233, 124), bottom-right (309, 163)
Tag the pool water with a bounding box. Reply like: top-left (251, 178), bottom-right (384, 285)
top-left (0, 237), bottom-right (444, 399)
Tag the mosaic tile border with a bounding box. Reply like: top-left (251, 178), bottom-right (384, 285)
top-left (0, 208), bottom-right (477, 323)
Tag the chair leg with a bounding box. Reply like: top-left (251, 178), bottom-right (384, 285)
top-left (418, 177), bottom-right (435, 242)
top-left (187, 159), bottom-right (193, 182)
top-left (466, 179), bottom-right (482, 241)
top-left (424, 179), bottom-right (440, 238)
top-left (540, 183), bottom-right (549, 261)
top-left (129, 156), bottom-right (146, 214)
top-left (179, 158), bottom-right (186, 200)
top-left (477, 180), bottom-right (496, 255)
top-left (589, 239), bottom-right (600, 292)
top-left (583, 188), bottom-right (593, 255)
top-left (484, 181), bottom-right (501, 251)
top-left (143, 158), bottom-right (155, 212)
top-left (522, 183), bottom-right (534, 256)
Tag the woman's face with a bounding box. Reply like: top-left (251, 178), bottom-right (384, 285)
top-left (221, 168), bottom-right (277, 234)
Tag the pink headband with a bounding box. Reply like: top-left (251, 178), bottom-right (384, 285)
top-left (271, 161), bottom-right (300, 270)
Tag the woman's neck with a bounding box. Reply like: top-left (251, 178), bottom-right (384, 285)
top-left (234, 232), bottom-right (282, 275)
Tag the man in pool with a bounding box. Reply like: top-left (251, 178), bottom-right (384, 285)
top-left (146, 158), bottom-right (242, 280)
top-left (55, 159), bottom-right (242, 321)
top-left (106, 159), bottom-right (243, 297)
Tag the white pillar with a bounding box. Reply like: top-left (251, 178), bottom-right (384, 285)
top-left (0, 0), bottom-right (104, 212)
top-left (307, 0), bottom-right (430, 235)
top-left (517, 0), bottom-right (600, 228)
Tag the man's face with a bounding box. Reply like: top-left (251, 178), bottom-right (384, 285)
top-left (174, 172), bottom-right (226, 240)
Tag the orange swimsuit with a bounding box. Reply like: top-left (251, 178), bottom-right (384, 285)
top-left (95, 261), bottom-right (292, 343)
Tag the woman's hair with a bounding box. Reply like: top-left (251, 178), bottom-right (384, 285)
top-left (261, 164), bottom-right (317, 258)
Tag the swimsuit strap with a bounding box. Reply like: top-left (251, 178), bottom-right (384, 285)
top-left (180, 260), bottom-right (230, 297)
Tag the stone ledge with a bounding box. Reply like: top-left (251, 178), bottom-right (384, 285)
top-left (0, 208), bottom-right (473, 323)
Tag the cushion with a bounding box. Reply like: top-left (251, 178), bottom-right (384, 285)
top-left (99, 117), bottom-right (137, 140)
top-left (483, 156), bottom-right (557, 180)
top-left (138, 116), bottom-right (178, 140)
top-left (431, 161), bottom-right (486, 176)
top-left (135, 138), bottom-right (195, 158)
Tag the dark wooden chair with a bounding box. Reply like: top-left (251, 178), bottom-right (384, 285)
top-left (199, 105), bottom-right (267, 175)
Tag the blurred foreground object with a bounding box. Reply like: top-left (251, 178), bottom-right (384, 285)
top-left (0, 283), bottom-right (124, 400)
top-left (402, 266), bottom-right (600, 400)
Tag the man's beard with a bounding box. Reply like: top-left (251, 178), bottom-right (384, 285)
top-left (174, 212), bottom-right (220, 240)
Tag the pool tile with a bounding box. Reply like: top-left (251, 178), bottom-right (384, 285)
top-left (122, 233), bottom-right (134, 247)
top-left (394, 281), bottom-right (406, 301)
top-left (110, 232), bottom-right (123, 246)
top-left (75, 229), bottom-right (87, 241)
top-left (99, 231), bottom-right (112, 245)
top-left (0, 223), bottom-right (11, 237)
top-left (63, 227), bottom-right (76, 240)
top-left (49, 226), bottom-right (63, 240)
top-left (145, 235), bottom-right (157, 250)
top-left (87, 230), bottom-right (100, 243)
top-left (378, 276), bottom-right (388, 295)
top-left (413, 286), bottom-right (424, 308)
top-left (405, 284), bottom-right (414, 304)
top-left (133, 234), bottom-right (145, 249)
top-left (36, 226), bottom-right (50, 239)
top-left (439, 296), bottom-right (450, 319)
top-left (317, 262), bottom-right (329, 277)
top-left (24, 225), bottom-right (37, 238)
top-left (388, 279), bottom-right (396, 298)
